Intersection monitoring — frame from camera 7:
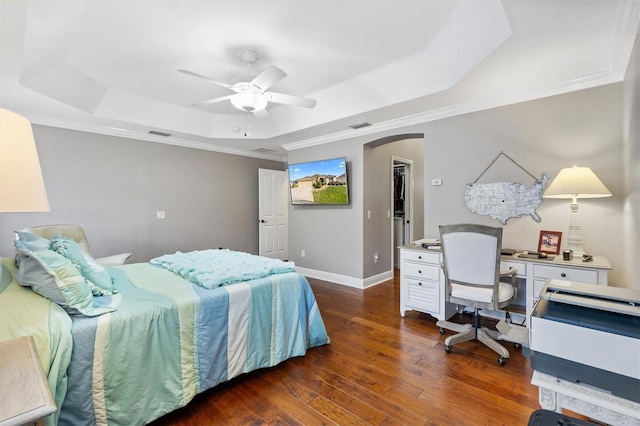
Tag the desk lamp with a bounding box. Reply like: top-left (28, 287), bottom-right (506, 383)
top-left (543, 165), bottom-right (611, 256)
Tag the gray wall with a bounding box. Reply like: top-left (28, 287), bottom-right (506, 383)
top-left (423, 84), bottom-right (624, 284)
top-left (4, 36), bottom-right (635, 287)
top-left (0, 126), bottom-right (284, 262)
top-left (621, 33), bottom-right (640, 287)
top-left (363, 137), bottom-right (424, 278)
top-left (288, 81), bottom-right (633, 287)
top-left (287, 140), bottom-right (364, 279)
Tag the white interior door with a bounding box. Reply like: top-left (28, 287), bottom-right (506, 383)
top-left (258, 169), bottom-right (289, 260)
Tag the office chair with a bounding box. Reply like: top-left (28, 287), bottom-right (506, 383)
top-left (436, 223), bottom-right (517, 365)
top-left (23, 224), bottom-right (132, 266)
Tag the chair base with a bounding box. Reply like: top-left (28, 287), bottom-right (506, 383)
top-left (437, 315), bottom-right (510, 363)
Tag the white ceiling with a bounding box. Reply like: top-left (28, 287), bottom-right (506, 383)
top-left (1, 0), bottom-right (638, 160)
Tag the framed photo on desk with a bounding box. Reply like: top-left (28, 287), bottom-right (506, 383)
top-left (538, 230), bottom-right (562, 254)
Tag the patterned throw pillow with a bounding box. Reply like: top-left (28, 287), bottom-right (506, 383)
top-left (14, 248), bottom-right (115, 317)
top-left (50, 236), bottom-right (118, 296)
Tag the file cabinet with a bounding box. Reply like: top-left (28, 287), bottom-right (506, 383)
top-left (399, 247), bottom-right (456, 321)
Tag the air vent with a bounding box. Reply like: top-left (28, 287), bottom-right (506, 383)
top-left (252, 147), bottom-right (277, 154)
top-left (347, 121), bottom-right (372, 130)
top-left (148, 130), bottom-right (172, 137)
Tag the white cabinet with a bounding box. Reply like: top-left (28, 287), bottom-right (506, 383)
top-left (400, 247), bottom-right (456, 321)
top-left (526, 256), bottom-right (609, 320)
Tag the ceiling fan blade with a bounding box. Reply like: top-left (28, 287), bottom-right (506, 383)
top-left (250, 65), bottom-right (287, 91)
top-left (252, 109), bottom-right (269, 120)
top-left (178, 69), bottom-right (233, 89)
top-left (191, 94), bottom-right (234, 106)
top-left (264, 92), bottom-right (316, 108)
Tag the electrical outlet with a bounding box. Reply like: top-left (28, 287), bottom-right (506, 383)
top-left (373, 252), bottom-right (379, 264)
top-left (431, 178), bottom-right (443, 186)
top-left (301, 249), bottom-right (305, 258)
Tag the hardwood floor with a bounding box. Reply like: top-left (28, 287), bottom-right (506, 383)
top-left (150, 273), bottom-right (542, 425)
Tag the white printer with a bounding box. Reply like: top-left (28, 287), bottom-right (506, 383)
top-left (530, 279), bottom-right (640, 403)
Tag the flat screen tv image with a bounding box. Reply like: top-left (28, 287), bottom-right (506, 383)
top-left (288, 157), bottom-right (349, 205)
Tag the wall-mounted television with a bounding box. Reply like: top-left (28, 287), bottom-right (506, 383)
top-left (288, 157), bottom-right (349, 205)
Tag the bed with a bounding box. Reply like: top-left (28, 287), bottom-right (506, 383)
top-left (0, 246), bottom-right (329, 426)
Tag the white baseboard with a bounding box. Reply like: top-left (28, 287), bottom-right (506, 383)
top-left (363, 270), bottom-right (393, 288)
top-left (295, 267), bottom-right (392, 289)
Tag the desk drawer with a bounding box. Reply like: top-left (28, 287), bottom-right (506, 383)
top-left (406, 279), bottom-right (439, 313)
top-left (533, 264), bottom-right (598, 283)
top-left (501, 260), bottom-right (526, 277)
top-left (403, 262), bottom-right (440, 281)
top-left (403, 250), bottom-right (440, 264)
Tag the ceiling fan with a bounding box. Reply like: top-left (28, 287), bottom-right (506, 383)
top-left (178, 50), bottom-right (316, 118)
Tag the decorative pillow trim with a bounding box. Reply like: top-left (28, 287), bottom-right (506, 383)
top-left (50, 236), bottom-right (118, 296)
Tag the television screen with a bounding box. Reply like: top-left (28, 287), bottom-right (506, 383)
top-left (288, 157), bottom-right (349, 205)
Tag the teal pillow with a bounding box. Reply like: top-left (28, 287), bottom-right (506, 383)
top-left (50, 236), bottom-right (117, 296)
top-left (15, 248), bottom-right (115, 317)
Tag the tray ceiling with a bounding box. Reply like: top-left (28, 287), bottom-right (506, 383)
top-left (1, 0), bottom-right (638, 160)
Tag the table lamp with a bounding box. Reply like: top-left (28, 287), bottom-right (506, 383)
top-left (0, 108), bottom-right (50, 280)
top-left (543, 165), bottom-right (611, 255)
top-left (0, 109), bottom-right (50, 212)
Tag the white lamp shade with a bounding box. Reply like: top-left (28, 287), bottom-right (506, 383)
top-left (0, 109), bottom-right (50, 212)
top-left (543, 165), bottom-right (612, 199)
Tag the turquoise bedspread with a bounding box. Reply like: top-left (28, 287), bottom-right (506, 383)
top-left (0, 258), bottom-right (329, 426)
top-left (150, 249), bottom-right (296, 289)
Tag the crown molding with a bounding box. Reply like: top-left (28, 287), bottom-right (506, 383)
top-left (27, 114), bottom-right (286, 162)
top-left (282, 67), bottom-right (623, 152)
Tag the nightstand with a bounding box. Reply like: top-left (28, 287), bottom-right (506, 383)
top-left (0, 336), bottom-right (56, 426)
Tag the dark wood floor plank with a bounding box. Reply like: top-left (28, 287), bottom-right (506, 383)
top-left (246, 373), bottom-right (336, 425)
top-left (151, 273), bottom-right (543, 425)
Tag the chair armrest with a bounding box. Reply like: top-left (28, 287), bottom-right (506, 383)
top-left (97, 253), bottom-right (132, 267)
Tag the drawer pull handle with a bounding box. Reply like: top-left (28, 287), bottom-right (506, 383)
top-left (418, 282), bottom-right (422, 286)
top-left (561, 273), bottom-right (567, 278)
top-left (418, 256), bottom-right (422, 260)
top-left (418, 270), bottom-right (422, 274)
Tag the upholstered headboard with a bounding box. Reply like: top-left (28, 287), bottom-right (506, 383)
top-left (23, 225), bottom-right (92, 255)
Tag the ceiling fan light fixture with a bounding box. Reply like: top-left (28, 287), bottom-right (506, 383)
top-left (230, 93), bottom-right (268, 112)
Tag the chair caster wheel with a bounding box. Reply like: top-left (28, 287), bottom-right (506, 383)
top-left (498, 357), bottom-right (506, 366)
top-left (439, 328), bottom-right (445, 335)
top-left (445, 345), bottom-right (452, 353)
top-left (514, 343), bottom-right (521, 350)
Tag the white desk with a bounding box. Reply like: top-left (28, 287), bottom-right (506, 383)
top-left (499, 252), bottom-right (611, 320)
top-left (532, 371), bottom-right (640, 426)
top-left (399, 245), bottom-right (611, 323)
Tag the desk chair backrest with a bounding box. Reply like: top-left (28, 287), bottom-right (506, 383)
top-left (439, 223), bottom-right (505, 310)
